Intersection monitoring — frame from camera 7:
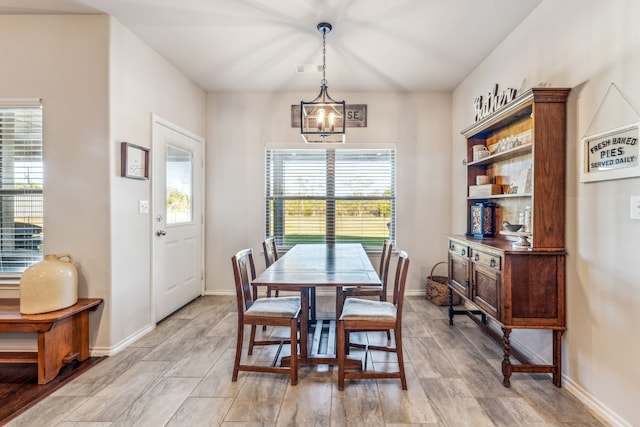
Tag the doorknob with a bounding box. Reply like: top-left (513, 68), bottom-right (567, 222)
top-left (157, 230), bottom-right (167, 236)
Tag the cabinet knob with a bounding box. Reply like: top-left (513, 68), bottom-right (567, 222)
top-left (474, 253), bottom-right (479, 261)
top-left (450, 243), bottom-right (455, 251)
top-left (461, 249), bottom-right (466, 256)
top-left (490, 258), bottom-right (496, 267)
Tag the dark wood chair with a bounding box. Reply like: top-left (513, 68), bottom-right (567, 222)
top-left (262, 237), bottom-right (279, 298)
top-left (336, 240), bottom-right (393, 339)
top-left (337, 250), bottom-right (410, 390)
top-left (231, 248), bottom-right (301, 385)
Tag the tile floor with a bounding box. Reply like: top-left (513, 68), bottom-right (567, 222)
top-left (7, 295), bottom-right (607, 426)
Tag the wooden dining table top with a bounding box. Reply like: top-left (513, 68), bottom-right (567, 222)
top-left (252, 243), bottom-right (381, 289)
top-left (251, 243), bottom-right (380, 366)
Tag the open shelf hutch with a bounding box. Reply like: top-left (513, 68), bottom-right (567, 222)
top-left (447, 87), bottom-right (570, 387)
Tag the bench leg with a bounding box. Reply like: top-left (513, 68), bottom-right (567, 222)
top-left (37, 310), bottom-right (90, 384)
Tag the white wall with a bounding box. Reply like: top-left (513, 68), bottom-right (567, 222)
top-left (0, 15), bottom-right (206, 354)
top-left (109, 18), bottom-right (206, 350)
top-left (452, 1), bottom-right (640, 425)
top-left (205, 91), bottom-right (452, 296)
top-left (0, 15), bottom-right (111, 349)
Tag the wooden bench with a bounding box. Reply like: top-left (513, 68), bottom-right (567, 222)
top-left (0, 298), bottom-right (103, 384)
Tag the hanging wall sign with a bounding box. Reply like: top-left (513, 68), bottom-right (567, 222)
top-left (581, 122), bottom-right (640, 182)
top-left (473, 84), bottom-right (518, 122)
top-left (291, 104), bottom-right (367, 128)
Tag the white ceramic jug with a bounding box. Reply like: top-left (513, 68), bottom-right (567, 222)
top-left (20, 253), bottom-right (78, 314)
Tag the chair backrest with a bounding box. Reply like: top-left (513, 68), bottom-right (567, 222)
top-left (379, 239), bottom-right (393, 290)
top-left (391, 250), bottom-right (410, 323)
top-left (231, 248), bottom-right (257, 317)
top-left (262, 237), bottom-right (279, 268)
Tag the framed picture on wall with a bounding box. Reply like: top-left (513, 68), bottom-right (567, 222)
top-left (121, 142), bottom-right (149, 179)
top-left (580, 122), bottom-right (640, 183)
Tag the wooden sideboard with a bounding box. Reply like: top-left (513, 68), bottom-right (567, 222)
top-left (448, 88), bottom-right (569, 387)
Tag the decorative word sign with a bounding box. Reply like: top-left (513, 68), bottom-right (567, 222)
top-left (581, 122), bottom-right (640, 182)
top-left (474, 84), bottom-right (518, 122)
top-left (291, 104), bottom-right (367, 128)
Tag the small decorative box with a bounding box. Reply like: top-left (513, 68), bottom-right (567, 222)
top-left (470, 202), bottom-right (495, 237)
top-left (469, 184), bottom-right (502, 197)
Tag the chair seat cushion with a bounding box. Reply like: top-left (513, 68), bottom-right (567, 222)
top-left (246, 296), bottom-right (301, 318)
top-left (340, 298), bottom-right (396, 321)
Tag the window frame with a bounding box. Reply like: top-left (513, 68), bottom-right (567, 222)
top-left (265, 144), bottom-right (396, 251)
top-left (0, 99), bottom-right (44, 277)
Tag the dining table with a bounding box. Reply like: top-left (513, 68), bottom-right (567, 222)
top-left (252, 243), bottom-right (381, 366)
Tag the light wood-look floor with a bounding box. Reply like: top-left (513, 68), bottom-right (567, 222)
top-left (6, 295), bottom-right (606, 426)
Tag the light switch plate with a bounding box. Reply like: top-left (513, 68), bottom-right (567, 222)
top-left (139, 200), bottom-right (149, 214)
top-left (631, 195), bottom-right (640, 220)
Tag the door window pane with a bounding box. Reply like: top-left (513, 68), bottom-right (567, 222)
top-left (166, 145), bottom-right (192, 224)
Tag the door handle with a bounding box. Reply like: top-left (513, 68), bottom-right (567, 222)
top-left (156, 230), bottom-right (167, 236)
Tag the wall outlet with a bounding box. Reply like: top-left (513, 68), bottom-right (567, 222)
top-left (139, 200), bottom-right (149, 214)
top-left (631, 195), bottom-right (640, 220)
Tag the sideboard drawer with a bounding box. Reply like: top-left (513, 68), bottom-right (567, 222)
top-left (448, 240), bottom-right (469, 257)
top-left (471, 248), bottom-right (501, 270)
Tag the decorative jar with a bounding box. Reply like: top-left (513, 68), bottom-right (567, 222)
top-left (20, 253), bottom-right (78, 314)
top-left (470, 202), bottom-right (495, 237)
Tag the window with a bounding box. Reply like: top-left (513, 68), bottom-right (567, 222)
top-left (0, 100), bottom-right (43, 274)
top-left (265, 147), bottom-right (395, 249)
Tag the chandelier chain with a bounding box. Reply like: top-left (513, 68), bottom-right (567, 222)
top-left (322, 30), bottom-right (327, 86)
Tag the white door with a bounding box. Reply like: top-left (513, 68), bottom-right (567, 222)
top-left (152, 117), bottom-right (204, 322)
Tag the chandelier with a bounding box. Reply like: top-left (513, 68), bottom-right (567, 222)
top-left (300, 22), bottom-right (346, 143)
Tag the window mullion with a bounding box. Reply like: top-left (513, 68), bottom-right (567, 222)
top-left (326, 149), bottom-right (335, 244)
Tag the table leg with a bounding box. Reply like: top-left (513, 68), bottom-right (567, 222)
top-left (300, 288), bottom-right (309, 358)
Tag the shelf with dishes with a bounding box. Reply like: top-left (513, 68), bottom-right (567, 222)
top-left (467, 143), bottom-right (532, 166)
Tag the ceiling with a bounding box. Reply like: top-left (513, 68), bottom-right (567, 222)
top-left (0, 0), bottom-right (542, 92)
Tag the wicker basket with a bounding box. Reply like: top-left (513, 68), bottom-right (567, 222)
top-left (426, 262), bottom-right (461, 306)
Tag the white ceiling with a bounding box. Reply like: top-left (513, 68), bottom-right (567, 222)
top-left (0, 0), bottom-right (542, 92)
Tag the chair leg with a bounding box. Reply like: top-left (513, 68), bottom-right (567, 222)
top-left (379, 293), bottom-right (391, 341)
top-left (336, 288), bottom-right (344, 319)
top-left (290, 318), bottom-right (298, 385)
top-left (248, 325), bottom-right (257, 355)
top-left (394, 327), bottom-right (407, 390)
top-left (337, 320), bottom-right (345, 391)
top-left (232, 319), bottom-right (244, 382)
top-left (345, 330), bottom-right (350, 355)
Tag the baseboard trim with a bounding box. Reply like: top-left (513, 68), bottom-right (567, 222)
top-left (562, 376), bottom-right (630, 427)
top-left (90, 323), bottom-right (155, 357)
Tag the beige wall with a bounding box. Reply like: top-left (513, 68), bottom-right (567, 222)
top-left (205, 91), bottom-right (452, 297)
top-left (109, 18), bottom-right (206, 350)
top-left (452, 1), bottom-right (640, 425)
top-left (0, 15), bottom-right (206, 354)
top-left (0, 15), bottom-right (112, 349)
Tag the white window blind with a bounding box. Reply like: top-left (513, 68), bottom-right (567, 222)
top-left (0, 101), bottom-right (43, 274)
top-left (265, 148), bottom-right (395, 249)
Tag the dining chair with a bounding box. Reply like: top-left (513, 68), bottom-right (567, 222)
top-left (337, 250), bottom-right (410, 390)
top-left (336, 239), bottom-right (393, 338)
top-left (231, 248), bottom-right (301, 385)
top-left (262, 237), bottom-right (279, 298)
